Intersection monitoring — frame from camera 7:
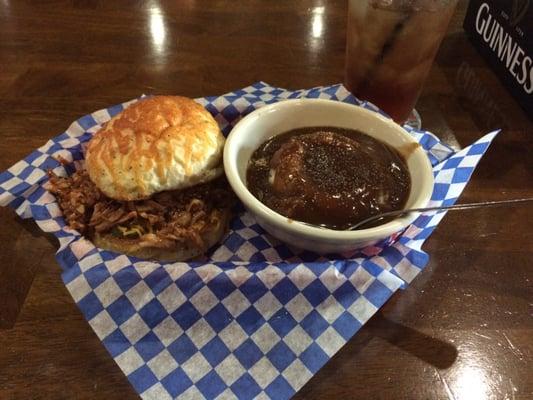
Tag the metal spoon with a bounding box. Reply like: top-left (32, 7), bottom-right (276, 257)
top-left (349, 198), bottom-right (533, 230)
top-left (301, 198), bottom-right (533, 231)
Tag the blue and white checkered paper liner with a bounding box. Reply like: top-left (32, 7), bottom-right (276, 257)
top-left (0, 82), bottom-right (499, 400)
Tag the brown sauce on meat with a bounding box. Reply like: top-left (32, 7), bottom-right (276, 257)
top-left (246, 127), bottom-right (411, 230)
top-left (48, 169), bottom-right (235, 250)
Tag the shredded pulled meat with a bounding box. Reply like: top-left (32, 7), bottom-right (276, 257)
top-left (47, 169), bottom-right (235, 250)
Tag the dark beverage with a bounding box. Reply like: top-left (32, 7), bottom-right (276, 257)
top-left (345, 0), bottom-right (458, 124)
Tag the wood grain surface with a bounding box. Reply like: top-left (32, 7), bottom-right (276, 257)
top-left (0, 1), bottom-right (531, 399)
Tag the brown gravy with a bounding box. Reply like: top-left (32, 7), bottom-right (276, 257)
top-left (246, 127), bottom-right (411, 230)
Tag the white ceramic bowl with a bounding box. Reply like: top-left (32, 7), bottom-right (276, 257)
top-left (224, 99), bottom-right (434, 254)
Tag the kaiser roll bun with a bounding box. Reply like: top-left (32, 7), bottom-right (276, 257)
top-left (85, 96), bottom-right (225, 201)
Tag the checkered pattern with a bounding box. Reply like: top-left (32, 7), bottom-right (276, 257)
top-left (0, 82), bottom-right (499, 400)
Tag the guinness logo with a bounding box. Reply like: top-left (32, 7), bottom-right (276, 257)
top-left (510, 0), bottom-right (530, 26)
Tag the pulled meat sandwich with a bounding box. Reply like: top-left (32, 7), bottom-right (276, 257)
top-left (48, 96), bottom-right (234, 261)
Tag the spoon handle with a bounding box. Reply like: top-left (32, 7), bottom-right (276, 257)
top-left (350, 198), bottom-right (533, 230)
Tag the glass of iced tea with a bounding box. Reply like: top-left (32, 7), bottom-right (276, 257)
top-left (345, 0), bottom-right (458, 126)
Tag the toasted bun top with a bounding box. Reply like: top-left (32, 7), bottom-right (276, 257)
top-left (85, 96), bottom-right (224, 201)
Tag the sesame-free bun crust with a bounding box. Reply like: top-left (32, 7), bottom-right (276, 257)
top-left (85, 96), bottom-right (225, 201)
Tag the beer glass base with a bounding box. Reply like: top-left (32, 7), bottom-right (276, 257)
top-left (404, 109), bottom-right (422, 130)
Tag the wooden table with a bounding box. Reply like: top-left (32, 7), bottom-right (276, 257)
top-left (1, 1), bottom-right (531, 399)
